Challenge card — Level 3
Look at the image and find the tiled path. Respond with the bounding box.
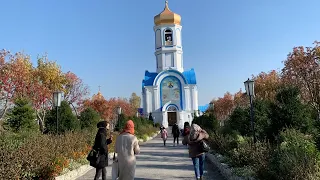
[77,133,224,180]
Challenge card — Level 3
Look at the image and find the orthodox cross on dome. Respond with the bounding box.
[98,85,101,92]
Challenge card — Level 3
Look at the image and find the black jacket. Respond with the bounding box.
[92,128,112,168]
[172,124,180,137]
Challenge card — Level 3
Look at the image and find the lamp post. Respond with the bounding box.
[117,106,122,130]
[244,78,256,143]
[209,102,214,115]
[53,91,62,134]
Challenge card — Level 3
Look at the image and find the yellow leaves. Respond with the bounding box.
[35,55,67,92]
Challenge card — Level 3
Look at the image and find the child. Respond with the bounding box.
[160,127,168,146]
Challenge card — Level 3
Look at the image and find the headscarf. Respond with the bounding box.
[189,123,202,141]
[121,120,135,135]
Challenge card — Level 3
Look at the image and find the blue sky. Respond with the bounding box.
[1,0,319,105]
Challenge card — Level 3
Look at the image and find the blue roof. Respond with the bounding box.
[142,71,158,89]
[183,68,197,84]
[142,69,197,90]
[198,104,209,112]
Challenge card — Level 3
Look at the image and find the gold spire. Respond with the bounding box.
[154,1,181,26]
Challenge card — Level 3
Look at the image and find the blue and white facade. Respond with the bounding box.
[141,5,199,129]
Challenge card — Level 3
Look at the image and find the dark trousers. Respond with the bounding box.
[192,154,205,179]
[163,139,166,146]
[173,136,179,145]
[94,167,107,180]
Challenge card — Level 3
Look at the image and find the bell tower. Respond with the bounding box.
[154,1,183,73]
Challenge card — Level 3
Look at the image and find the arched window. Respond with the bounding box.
[164,29,173,46]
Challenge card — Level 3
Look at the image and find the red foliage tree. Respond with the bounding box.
[64,71,89,116]
[282,42,320,115]
[213,92,234,121]
[252,70,282,101]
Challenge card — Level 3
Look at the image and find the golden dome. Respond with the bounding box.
[154,1,181,26]
[92,91,105,101]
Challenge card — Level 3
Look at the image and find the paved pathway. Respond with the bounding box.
[78,133,224,180]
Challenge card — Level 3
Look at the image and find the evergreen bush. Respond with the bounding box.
[45,101,80,134]
[4,98,38,133]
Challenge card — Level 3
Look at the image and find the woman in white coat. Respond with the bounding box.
[115,120,140,180]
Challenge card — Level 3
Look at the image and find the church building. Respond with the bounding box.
[142,1,199,129]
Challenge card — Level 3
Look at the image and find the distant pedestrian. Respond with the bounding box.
[115,120,140,180]
[161,127,168,146]
[92,121,113,180]
[182,124,209,180]
[172,123,180,146]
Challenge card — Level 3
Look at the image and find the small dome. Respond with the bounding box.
[92,91,105,101]
[154,1,181,26]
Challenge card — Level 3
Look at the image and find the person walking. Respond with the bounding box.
[161,127,168,146]
[172,123,180,146]
[115,120,140,180]
[93,121,113,180]
[182,124,209,180]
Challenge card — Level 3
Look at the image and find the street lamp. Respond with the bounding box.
[116,106,122,130]
[53,91,62,134]
[209,102,214,110]
[244,78,256,143]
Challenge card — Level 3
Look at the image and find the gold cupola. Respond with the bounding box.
[154,1,181,26]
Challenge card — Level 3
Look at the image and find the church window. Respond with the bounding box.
[164,29,173,46]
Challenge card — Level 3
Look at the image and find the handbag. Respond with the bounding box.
[199,140,210,153]
[111,153,119,180]
[87,149,101,167]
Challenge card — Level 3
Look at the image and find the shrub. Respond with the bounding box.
[268,86,315,142]
[269,129,320,180]
[79,107,100,130]
[45,101,80,134]
[154,123,161,128]
[4,98,38,133]
[0,130,95,180]
[193,114,219,133]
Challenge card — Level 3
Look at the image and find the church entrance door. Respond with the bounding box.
[167,112,177,126]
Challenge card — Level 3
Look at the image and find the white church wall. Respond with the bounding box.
[175,28,182,47]
[155,29,161,48]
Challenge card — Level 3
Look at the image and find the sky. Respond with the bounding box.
[1,0,319,105]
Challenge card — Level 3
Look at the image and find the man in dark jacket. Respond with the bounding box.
[172,123,180,146]
[92,121,113,180]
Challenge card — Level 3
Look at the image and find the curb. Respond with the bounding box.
[206,153,243,180]
[55,131,160,180]
[55,164,93,180]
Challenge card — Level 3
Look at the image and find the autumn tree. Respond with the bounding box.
[252,70,282,101]
[213,92,234,121]
[32,55,67,131]
[0,50,34,119]
[129,92,141,110]
[64,71,89,116]
[282,42,320,117]
[233,89,249,108]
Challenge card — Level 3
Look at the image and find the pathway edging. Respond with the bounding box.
[55,131,160,180]
[206,152,255,180]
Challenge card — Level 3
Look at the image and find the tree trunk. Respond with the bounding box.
[70,103,79,117]
[36,110,46,133]
[0,99,9,120]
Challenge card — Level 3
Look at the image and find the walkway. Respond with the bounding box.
[77,133,224,180]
